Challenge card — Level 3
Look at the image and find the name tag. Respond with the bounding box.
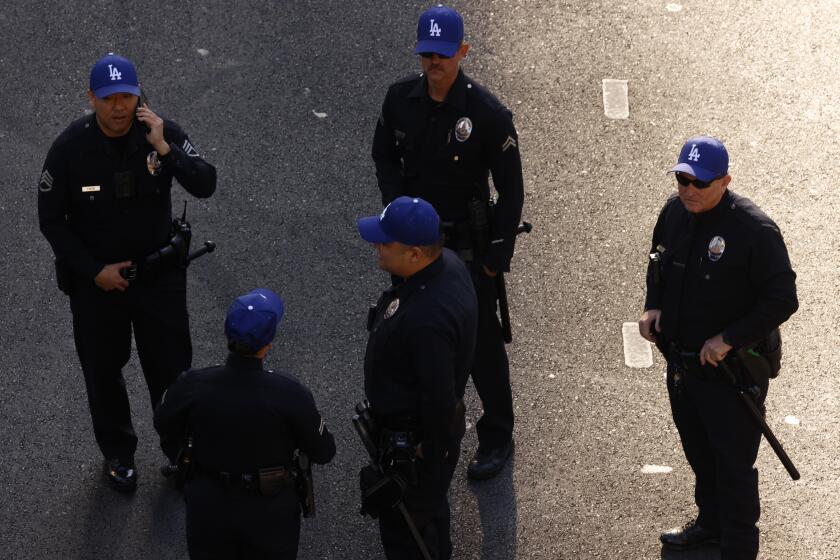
[82,185,100,193]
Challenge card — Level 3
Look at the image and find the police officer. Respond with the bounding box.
[37,53,217,491]
[639,136,798,560]
[372,4,524,480]
[154,288,336,559]
[358,197,478,559]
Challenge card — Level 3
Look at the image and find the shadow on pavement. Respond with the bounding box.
[77,476,135,556]
[660,545,721,560]
[468,452,518,560]
[149,480,186,549]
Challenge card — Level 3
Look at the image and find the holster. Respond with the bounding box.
[174,436,194,490]
[735,327,783,382]
[257,466,294,497]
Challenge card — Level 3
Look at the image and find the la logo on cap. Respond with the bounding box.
[688,144,701,162]
[108,64,122,81]
[429,18,442,36]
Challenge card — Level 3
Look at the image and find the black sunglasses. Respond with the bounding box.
[419,52,452,60]
[675,172,720,190]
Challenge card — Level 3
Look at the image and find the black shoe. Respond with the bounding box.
[160,464,179,478]
[660,520,719,550]
[104,459,138,493]
[467,441,514,481]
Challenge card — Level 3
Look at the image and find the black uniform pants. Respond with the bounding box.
[667,364,767,560]
[379,412,466,560]
[185,475,300,559]
[69,266,191,463]
[470,267,513,451]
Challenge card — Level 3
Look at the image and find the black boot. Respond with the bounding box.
[104,458,138,493]
[467,440,514,481]
[660,520,719,549]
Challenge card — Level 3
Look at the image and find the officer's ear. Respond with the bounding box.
[457,43,470,60]
[721,175,732,188]
[408,246,423,263]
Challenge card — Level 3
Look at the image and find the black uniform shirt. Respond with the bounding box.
[645,190,798,351]
[364,249,478,463]
[372,70,524,272]
[38,114,217,281]
[154,354,336,472]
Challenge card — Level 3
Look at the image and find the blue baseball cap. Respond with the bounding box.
[358,196,441,246]
[669,136,729,182]
[414,5,464,58]
[89,53,141,99]
[224,288,285,352]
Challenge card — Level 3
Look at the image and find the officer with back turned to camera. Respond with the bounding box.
[639,136,798,560]
[37,53,216,491]
[155,288,336,559]
[372,4,524,480]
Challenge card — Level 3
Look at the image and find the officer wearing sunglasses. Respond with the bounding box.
[638,136,798,559]
[372,4,524,484]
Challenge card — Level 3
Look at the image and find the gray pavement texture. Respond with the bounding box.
[1,0,838,559]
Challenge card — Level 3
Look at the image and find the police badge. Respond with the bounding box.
[708,236,726,262]
[146,151,162,176]
[383,298,400,320]
[454,117,472,142]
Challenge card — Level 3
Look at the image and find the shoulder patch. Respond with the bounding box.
[182,139,200,157]
[501,136,517,152]
[318,417,326,435]
[38,169,54,192]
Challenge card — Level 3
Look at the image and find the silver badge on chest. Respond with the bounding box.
[707,236,726,262]
[454,117,473,142]
[383,298,400,319]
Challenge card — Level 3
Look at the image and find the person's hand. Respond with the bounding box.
[415,443,424,459]
[483,265,497,278]
[94,262,133,292]
[135,105,170,155]
[638,309,661,343]
[699,334,732,367]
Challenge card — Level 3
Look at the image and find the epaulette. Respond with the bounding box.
[728,192,779,234]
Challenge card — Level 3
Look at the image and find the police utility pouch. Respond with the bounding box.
[736,328,783,382]
[257,466,292,497]
[359,465,406,518]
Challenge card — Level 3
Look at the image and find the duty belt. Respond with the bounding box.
[667,343,726,382]
[195,463,293,491]
[440,221,475,262]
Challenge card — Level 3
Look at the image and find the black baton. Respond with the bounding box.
[719,362,800,481]
[187,240,216,264]
[497,222,532,344]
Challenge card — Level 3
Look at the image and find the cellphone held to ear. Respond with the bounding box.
[137,89,151,133]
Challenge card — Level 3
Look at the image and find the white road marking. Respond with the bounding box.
[196,48,210,56]
[312,110,328,119]
[784,416,800,426]
[641,464,673,474]
[602,79,629,119]
[622,322,653,368]
[665,3,683,12]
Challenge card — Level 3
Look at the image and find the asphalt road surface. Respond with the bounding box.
[1,1,838,559]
